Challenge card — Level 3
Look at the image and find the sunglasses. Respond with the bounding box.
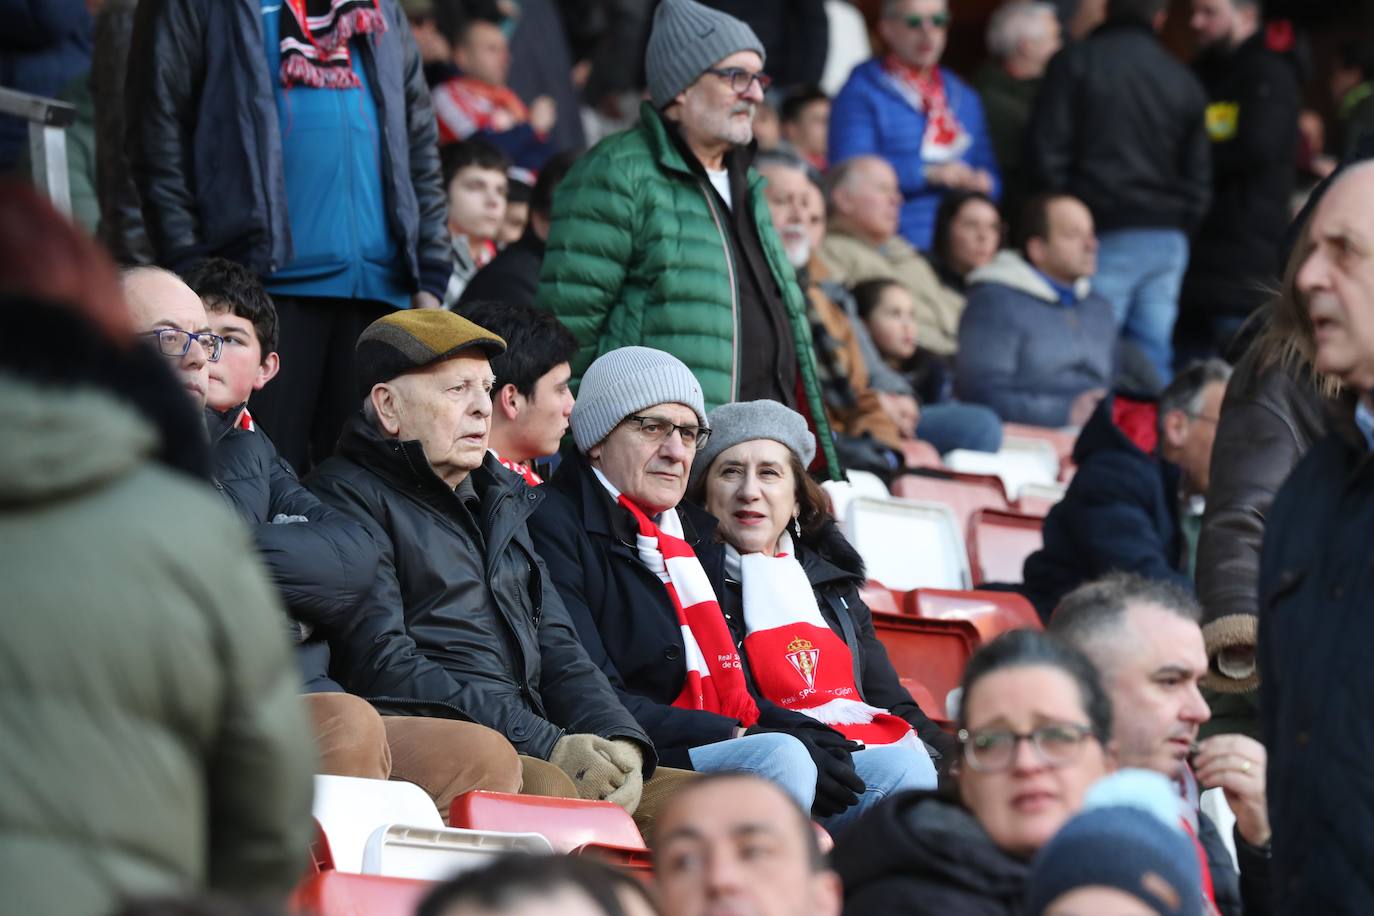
[902,12,950,28]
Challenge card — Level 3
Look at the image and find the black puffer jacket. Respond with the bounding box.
[1197,346,1331,692]
[831,790,1029,916]
[308,415,653,767]
[207,405,380,691]
[124,0,450,295]
[1259,396,1374,913]
[722,520,957,766]
[1027,19,1211,233]
[1182,34,1301,319]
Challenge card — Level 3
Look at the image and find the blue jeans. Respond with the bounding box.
[820,742,939,837]
[1091,228,1189,381]
[689,733,820,811]
[916,402,1004,455]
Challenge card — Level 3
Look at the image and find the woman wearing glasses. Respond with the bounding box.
[832,629,1113,914]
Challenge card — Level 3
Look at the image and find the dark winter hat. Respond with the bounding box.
[691,399,816,488]
[356,310,506,396]
[1026,770,1203,916]
[645,0,765,109]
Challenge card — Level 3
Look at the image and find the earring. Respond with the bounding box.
[792,510,801,539]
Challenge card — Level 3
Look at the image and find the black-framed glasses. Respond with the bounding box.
[142,328,225,362]
[902,12,950,28]
[623,414,712,450]
[957,722,1097,773]
[705,67,772,95]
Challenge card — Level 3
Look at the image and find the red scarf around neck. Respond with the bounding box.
[614,491,760,727]
[884,55,969,162]
[280,0,387,90]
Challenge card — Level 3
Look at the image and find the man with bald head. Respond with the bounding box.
[1259,161,1374,912]
[123,266,221,408]
[819,155,965,359]
[653,773,842,916]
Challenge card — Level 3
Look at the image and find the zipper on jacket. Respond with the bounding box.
[697,179,741,400]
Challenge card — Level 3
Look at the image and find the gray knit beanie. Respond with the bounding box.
[690,400,816,488]
[571,347,708,453]
[645,0,766,110]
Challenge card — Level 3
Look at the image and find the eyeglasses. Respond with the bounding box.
[957,722,1097,773]
[901,12,950,29]
[705,67,772,95]
[141,328,225,362]
[623,414,712,450]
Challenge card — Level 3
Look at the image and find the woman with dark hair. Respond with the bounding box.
[929,189,1003,294]
[852,277,1004,455]
[1196,223,1343,738]
[831,629,1114,915]
[690,400,957,835]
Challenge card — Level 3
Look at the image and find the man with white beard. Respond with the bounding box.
[535,0,840,476]
[756,151,906,465]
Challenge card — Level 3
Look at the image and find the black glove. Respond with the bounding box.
[747,724,867,818]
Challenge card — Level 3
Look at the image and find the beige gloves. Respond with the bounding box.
[549,734,645,814]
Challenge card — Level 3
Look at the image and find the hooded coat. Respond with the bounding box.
[1022,394,1192,619]
[955,251,1116,427]
[0,367,314,914]
[830,790,1029,915]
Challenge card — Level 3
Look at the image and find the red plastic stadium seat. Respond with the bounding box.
[573,842,656,883]
[290,871,434,916]
[892,472,1010,539]
[968,509,1044,586]
[900,439,945,470]
[449,791,646,854]
[858,581,904,615]
[871,613,979,715]
[908,589,1042,641]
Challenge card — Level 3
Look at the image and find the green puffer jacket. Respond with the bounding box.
[0,375,316,915]
[536,103,840,477]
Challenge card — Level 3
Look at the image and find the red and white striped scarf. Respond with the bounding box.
[883,55,971,164]
[280,0,387,90]
[490,449,543,486]
[598,471,759,726]
[736,534,913,747]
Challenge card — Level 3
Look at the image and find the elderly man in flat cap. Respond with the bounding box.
[309,309,658,814]
[534,0,840,477]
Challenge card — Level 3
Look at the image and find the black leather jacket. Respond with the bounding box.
[308,414,654,767]
[124,0,450,295]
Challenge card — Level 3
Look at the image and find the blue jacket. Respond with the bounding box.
[0,0,92,171]
[954,251,1116,427]
[1023,395,1191,619]
[829,59,999,250]
[125,0,450,299]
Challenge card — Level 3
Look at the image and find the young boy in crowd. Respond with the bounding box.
[442,139,510,308]
[458,299,576,485]
[198,258,280,425]
[501,166,535,246]
[432,17,556,169]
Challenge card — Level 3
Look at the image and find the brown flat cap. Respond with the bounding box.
[356,309,506,396]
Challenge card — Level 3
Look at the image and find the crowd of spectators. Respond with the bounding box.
[6,0,1374,913]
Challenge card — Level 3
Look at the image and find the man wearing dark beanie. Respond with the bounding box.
[534,0,840,478]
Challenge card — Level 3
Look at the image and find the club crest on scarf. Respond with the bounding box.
[785,636,820,691]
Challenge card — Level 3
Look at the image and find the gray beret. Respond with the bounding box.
[570,346,708,453]
[645,0,766,110]
[690,400,817,488]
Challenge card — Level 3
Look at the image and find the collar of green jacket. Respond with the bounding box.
[638,101,763,191]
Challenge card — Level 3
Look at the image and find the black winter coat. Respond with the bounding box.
[458,231,544,310]
[1182,34,1302,319]
[1022,395,1191,620]
[721,520,957,765]
[1259,398,1374,913]
[1197,346,1331,688]
[1027,20,1211,233]
[308,415,653,766]
[207,406,380,692]
[124,0,450,295]
[527,448,837,768]
[831,790,1029,916]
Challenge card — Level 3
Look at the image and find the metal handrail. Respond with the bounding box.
[0,86,76,213]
